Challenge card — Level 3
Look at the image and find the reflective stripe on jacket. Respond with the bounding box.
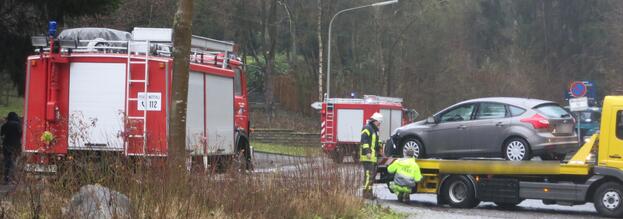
[360,122,381,163]
[387,158,422,186]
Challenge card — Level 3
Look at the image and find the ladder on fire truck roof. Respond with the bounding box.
[123,28,236,155]
[125,34,151,155]
[324,95,403,105]
[325,102,335,142]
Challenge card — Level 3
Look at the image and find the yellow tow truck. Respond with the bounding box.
[378,96,623,218]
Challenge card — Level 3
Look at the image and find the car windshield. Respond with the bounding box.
[580,111,601,122]
[440,104,475,122]
[535,104,571,118]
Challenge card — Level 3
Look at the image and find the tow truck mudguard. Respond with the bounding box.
[593,166,623,182]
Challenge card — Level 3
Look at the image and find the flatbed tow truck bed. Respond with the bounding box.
[375,95,623,218]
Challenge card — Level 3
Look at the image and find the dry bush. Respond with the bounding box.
[3,153,365,218]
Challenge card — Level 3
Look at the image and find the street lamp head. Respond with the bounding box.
[372,0,398,7]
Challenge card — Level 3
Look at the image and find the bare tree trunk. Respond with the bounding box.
[279,0,296,66]
[168,0,193,172]
[263,0,278,121]
[317,0,324,101]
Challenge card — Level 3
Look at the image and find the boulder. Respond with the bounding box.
[64,184,131,219]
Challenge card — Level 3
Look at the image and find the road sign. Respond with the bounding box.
[311,102,322,110]
[569,97,589,112]
[570,81,588,98]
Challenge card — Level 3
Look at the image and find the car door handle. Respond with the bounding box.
[495,122,504,127]
[457,125,467,129]
[610,154,622,159]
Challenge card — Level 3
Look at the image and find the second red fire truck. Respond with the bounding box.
[313,95,417,163]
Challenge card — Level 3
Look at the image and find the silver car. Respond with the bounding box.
[390,97,578,160]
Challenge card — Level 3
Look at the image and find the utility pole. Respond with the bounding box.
[317,0,324,101]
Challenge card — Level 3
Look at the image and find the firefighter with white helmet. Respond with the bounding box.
[360,112,384,199]
[387,147,422,202]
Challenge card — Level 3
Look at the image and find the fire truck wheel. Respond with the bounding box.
[593,181,623,217]
[401,137,424,158]
[441,176,479,208]
[352,149,360,163]
[330,149,344,163]
[236,138,253,170]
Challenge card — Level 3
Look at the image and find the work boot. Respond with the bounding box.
[401,194,410,203]
[363,190,376,200]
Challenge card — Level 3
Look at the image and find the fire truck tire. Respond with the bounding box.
[352,149,360,163]
[593,181,623,217]
[236,138,253,170]
[441,176,479,208]
[330,149,344,163]
[400,137,424,158]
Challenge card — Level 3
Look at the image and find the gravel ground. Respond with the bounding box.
[373,185,605,219]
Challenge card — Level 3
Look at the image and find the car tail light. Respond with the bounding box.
[520,113,550,129]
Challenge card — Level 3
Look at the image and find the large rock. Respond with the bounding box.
[64,184,132,219]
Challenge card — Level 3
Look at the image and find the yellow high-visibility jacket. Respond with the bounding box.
[387,158,422,187]
[360,122,382,163]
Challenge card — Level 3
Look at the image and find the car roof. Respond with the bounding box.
[458,97,555,109]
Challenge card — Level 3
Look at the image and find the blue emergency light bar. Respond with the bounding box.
[48,21,57,37]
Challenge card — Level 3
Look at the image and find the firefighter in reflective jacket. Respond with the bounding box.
[387,148,422,203]
[361,112,383,199]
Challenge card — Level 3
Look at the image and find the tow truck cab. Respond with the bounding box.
[379,95,623,218]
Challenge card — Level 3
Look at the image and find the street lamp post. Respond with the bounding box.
[325,0,398,100]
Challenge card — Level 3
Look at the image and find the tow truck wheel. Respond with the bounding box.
[503,137,532,161]
[442,176,479,208]
[401,137,424,158]
[594,182,623,217]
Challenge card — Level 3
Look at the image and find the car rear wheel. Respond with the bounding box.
[503,138,532,161]
[401,137,424,158]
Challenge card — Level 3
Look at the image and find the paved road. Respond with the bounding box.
[253,152,608,218]
[373,184,604,219]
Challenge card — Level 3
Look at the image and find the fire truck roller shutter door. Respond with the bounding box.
[186,72,205,155]
[391,110,402,136]
[380,109,391,142]
[68,63,125,150]
[337,109,364,142]
[205,74,235,154]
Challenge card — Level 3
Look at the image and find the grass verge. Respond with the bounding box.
[252,142,321,157]
[361,204,406,219]
[6,151,396,218]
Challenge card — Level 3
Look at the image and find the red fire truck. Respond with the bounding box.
[22,26,252,171]
[313,95,417,163]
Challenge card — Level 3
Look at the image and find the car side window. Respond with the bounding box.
[509,106,526,117]
[617,110,623,140]
[440,104,475,122]
[476,103,507,120]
